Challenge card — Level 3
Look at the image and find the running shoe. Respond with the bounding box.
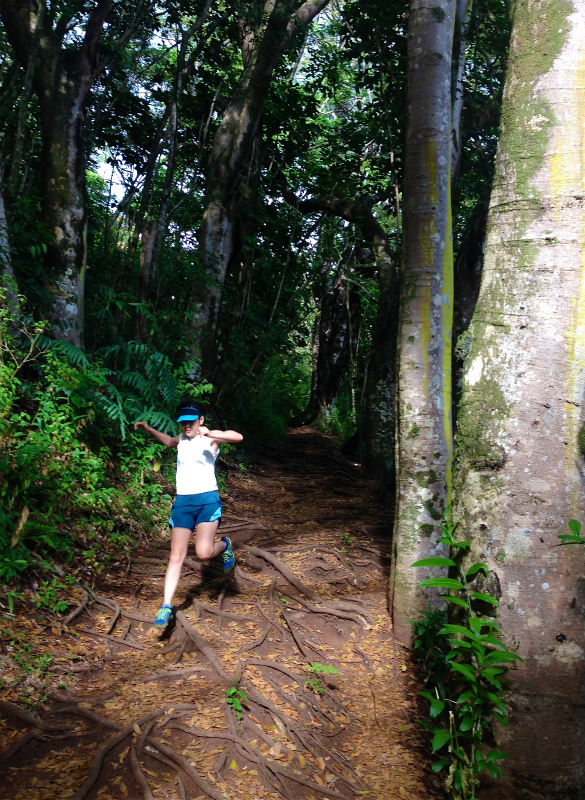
[153,604,173,629]
[221,536,235,572]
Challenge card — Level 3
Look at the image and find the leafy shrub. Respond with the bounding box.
[411,512,521,800]
[0,289,208,583]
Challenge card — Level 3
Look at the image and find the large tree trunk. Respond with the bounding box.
[452,1,585,796]
[389,0,456,645]
[192,0,330,373]
[0,0,112,346]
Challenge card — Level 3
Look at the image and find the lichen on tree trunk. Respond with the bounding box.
[452,1,585,795]
[390,0,456,645]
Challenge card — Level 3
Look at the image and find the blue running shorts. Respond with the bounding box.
[168,491,222,531]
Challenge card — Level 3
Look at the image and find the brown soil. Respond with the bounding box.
[0,428,445,800]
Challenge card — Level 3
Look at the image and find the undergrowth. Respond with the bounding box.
[410,512,521,800]
[0,288,211,600]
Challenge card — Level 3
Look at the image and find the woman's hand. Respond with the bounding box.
[134,421,149,432]
[198,425,210,436]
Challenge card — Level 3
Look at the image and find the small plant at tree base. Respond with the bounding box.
[340,533,352,547]
[411,511,521,800]
[226,686,248,720]
[34,578,70,614]
[305,662,339,694]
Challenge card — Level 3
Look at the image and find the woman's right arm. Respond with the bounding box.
[134,421,181,448]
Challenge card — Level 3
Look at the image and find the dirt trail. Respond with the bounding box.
[0,428,444,800]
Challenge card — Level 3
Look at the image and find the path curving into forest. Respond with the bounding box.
[0,429,444,800]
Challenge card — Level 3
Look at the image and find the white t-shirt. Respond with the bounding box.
[176,435,219,495]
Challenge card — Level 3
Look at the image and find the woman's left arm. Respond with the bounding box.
[199,427,243,444]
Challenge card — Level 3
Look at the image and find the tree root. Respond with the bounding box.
[191,598,257,623]
[27,679,115,706]
[147,736,228,800]
[53,704,121,730]
[216,585,226,630]
[0,700,75,733]
[255,599,286,641]
[278,586,373,626]
[234,624,271,653]
[234,564,267,584]
[63,591,90,627]
[75,627,146,650]
[130,746,155,800]
[175,610,230,681]
[243,545,320,600]
[71,705,198,800]
[0,730,38,761]
[134,665,210,684]
[275,594,312,662]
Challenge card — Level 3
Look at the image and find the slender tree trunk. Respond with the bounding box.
[0,155,17,312]
[292,281,360,427]
[451,0,473,188]
[361,241,399,486]
[192,0,330,372]
[453,2,585,796]
[389,0,456,645]
[136,3,213,340]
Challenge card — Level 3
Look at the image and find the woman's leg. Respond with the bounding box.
[163,526,192,606]
[194,521,224,561]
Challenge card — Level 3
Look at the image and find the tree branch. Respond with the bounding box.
[81,0,113,72]
[285,0,331,45]
[275,167,388,246]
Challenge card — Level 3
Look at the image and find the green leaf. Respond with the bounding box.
[432,759,451,773]
[411,557,457,568]
[452,541,471,550]
[418,578,464,590]
[468,617,483,635]
[429,698,445,718]
[431,729,452,752]
[465,563,488,578]
[486,691,506,714]
[458,716,474,732]
[486,749,509,763]
[481,667,505,679]
[441,595,469,608]
[450,662,477,682]
[470,592,499,606]
[568,519,582,536]
[440,624,479,640]
[484,651,522,665]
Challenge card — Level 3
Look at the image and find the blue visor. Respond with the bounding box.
[177,406,201,422]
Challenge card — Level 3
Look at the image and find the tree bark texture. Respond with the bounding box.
[390,0,456,646]
[0,0,112,346]
[453,2,585,796]
[193,0,330,372]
